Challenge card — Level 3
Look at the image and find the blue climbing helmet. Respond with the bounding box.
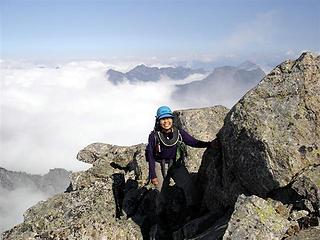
[156,106,173,120]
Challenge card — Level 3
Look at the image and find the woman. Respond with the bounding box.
[146,106,212,208]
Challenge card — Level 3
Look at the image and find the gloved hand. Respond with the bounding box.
[210,138,221,149]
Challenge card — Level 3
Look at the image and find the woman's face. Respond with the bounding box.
[159,117,173,131]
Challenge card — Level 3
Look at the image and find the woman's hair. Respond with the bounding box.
[154,119,160,131]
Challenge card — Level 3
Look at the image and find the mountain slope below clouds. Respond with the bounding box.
[0,167,71,195]
[0,167,71,233]
[106,64,206,84]
[171,62,265,108]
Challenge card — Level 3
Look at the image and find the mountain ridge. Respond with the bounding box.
[106,64,207,84]
[0,167,71,195]
[172,62,266,108]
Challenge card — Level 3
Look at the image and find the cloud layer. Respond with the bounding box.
[1,60,206,174]
[0,186,48,233]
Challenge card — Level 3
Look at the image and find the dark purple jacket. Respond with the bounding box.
[146,128,210,179]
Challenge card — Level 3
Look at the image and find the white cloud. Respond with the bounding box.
[0,187,48,233]
[0,60,189,174]
[1,57,263,175]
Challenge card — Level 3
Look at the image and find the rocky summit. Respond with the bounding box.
[3,52,320,240]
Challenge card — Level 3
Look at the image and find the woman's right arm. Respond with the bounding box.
[146,132,157,181]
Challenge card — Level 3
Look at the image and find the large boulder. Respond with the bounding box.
[199,52,320,213]
[2,181,142,240]
[173,105,229,172]
[223,195,291,240]
[270,164,320,220]
[73,143,148,189]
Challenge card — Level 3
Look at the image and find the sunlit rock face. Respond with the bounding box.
[199,52,320,216]
[173,105,229,172]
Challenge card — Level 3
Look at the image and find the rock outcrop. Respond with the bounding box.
[3,52,320,240]
[173,105,229,172]
[199,52,320,215]
[2,144,149,239]
[223,195,291,239]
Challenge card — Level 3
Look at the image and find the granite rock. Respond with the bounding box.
[199,52,320,214]
[173,105,229,172]
[223,195,291,240]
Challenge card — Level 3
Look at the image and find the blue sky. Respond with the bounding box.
[1,0,320,62]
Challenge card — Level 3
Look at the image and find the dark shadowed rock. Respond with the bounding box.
[172,211,230,240]
[290,165,320,213]
[269,165,320,220]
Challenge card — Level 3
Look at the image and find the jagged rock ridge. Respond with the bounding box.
[173,105,229,172]
[106,64,206,84]
[3,52,319,240]
[0,168,71,234]
[0,167,71,196]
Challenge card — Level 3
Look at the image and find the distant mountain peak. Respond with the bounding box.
[0,167,71,194]
[134,64,149,68]
[106,64,206,84]
[237,61,261,71]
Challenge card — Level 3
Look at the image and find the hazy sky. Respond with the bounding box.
[1,0,319,62]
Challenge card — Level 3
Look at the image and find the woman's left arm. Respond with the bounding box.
[180,129,211,148]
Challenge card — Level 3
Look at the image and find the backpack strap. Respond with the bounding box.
[154,130,161,155]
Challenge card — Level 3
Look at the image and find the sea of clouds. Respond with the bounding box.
[1,58,254,233]
[0,59,180,232]
[0,59,210,174]
[0,186,48,233]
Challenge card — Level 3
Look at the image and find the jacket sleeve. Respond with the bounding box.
[180,128,211,148]
[146,132,157,179]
